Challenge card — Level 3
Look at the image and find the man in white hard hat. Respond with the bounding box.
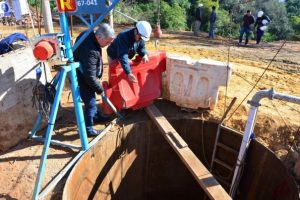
[194,3,203,37]
[254,11,271,44]
[107,21,152,82]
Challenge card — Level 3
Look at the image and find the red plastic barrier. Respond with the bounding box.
[103,51,166,114]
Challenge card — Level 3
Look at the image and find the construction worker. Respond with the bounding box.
[238,10,255,45]
[194,3,203,37]
[73,23,115,136]
[106,21,152,83]
[254,11,271,44]
[208,6,217,39]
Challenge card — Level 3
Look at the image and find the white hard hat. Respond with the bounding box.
[136,21,152,41]
[198,3,203,7]
[260,25,268,31]
[262,19,268,25]
[257,11,264,17]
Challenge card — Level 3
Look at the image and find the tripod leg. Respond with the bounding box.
[29,112,43,138]
[68,62,89,150]
[32,68,67,200]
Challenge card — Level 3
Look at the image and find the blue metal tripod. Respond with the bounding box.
[29,0,120,199]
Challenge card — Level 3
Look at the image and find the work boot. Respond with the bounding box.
[93,114,112,124]
[87,129,102,137]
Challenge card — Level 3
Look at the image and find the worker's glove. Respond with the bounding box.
[97,90,105,97]
[127,73,138,83]
[142,54,149,63]
[100,92,105,98]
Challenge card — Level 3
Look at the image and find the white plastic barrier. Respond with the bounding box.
[165,55,232,110]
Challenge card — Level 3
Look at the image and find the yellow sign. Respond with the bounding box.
[57,0,77,12]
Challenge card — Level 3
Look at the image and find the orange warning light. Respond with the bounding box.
[57,0,77,12]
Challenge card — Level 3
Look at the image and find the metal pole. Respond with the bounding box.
[68,63,89,150]
[32,68,67,200]
[28,112,43,138]
[230,106,258,197]
[230,88,300,197]
[114,9,138,22]
[35,0,41,35]
[42,0,54,33]
[101,94,123,118]
[60,12,89,150]
[109,0,114,29]
[26,0,37,35]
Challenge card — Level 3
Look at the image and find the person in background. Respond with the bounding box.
[73,23,115,136]
[254,10,271,45]
[106,21,152,83]
[194,3,203,37]
[208,6,217,39]
[238,10,255,45]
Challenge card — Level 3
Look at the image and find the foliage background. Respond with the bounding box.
[113,0,299,41]
[28,0,300,41]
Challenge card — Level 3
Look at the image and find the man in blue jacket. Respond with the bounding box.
[107,21,152,83]
[208,6,217,39]
[74,23,115,136]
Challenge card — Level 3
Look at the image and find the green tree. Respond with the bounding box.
[160,1,187,30]
[219,0,239,11]
[167,0,191,10]
[113,1,157,24]
[214,9,241,37]
[291,16,300,39]
[286,0,300,17]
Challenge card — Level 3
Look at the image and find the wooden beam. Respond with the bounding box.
[145,104,231,200]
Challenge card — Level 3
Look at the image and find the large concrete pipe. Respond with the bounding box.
[63,100,299,200]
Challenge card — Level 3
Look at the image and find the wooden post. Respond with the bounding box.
[42,0,54,33]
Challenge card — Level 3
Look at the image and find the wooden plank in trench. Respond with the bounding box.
[145,104,231,200]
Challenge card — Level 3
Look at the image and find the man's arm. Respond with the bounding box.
[251,16,255,25]
[117,36,132,75]
[265,15,271,22]
[117,35,138,82]
[137,40,147,58]
[253,17,258,28]
[80,50,104,94]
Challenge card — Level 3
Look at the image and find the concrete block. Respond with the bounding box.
[165,54,232,110]
[0,47,52,151]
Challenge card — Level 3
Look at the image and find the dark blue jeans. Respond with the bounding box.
[239,26,251,44]
[209,22,215,38]
[77,75,99,133]
[256,29,264,44]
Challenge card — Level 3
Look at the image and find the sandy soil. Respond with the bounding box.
[0,24,299,199]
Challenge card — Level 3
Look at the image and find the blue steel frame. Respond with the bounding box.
[31,0,120,199]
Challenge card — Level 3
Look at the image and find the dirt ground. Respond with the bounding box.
[0,24,300,199]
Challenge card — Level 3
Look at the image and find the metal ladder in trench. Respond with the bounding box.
[210,97,238,190]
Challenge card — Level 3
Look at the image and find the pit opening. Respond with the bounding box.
[63,100,298,200]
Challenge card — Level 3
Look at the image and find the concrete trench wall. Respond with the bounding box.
[0,47,52,151]
[63,101,299,200]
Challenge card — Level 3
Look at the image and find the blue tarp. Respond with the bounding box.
[0,33,28,55]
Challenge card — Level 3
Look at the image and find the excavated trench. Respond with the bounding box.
[63,100,299,200]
